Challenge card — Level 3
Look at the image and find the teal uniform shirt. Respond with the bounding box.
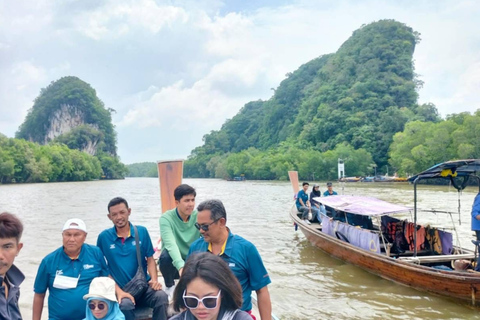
[96,224,154,288]
[296,190,308,210]
[33,244,109,320]
[188,230,271,312]
[323,190,338,196]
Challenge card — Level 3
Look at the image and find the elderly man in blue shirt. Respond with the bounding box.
[33,218,109,320]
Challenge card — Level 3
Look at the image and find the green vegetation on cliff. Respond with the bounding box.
[8,76,127,182]
[185,20,439,180]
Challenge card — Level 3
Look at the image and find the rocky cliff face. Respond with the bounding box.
[16,76,117,156]
[44,104,100,155]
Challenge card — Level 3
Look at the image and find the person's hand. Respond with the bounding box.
[117,290,135,304]
[148,279,162,291]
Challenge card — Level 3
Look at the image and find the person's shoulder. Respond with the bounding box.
[231,233,256,249]
[43,246,64,260]
[169,310,187,320]
[83,243,103,253]
[190,237,207,250]
[233,310,253,320]
[135,224,148,232]
[98,227,115,237]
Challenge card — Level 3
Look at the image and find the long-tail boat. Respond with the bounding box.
[289,159,480,306]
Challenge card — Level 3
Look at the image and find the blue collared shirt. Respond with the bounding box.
[188,230,271,312]
[97,224,154,288]
[33,244,109,320]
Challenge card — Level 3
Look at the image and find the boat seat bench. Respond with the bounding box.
[398,253,476,264]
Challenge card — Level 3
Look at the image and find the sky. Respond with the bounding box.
[1,0,479,164]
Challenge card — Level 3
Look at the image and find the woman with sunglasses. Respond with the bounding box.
[83,277,125,320]
[171,252,251,320]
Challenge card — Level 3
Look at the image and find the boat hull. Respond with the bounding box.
[290,207,480,306]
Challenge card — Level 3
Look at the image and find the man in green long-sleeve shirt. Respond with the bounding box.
[159,184,200,296]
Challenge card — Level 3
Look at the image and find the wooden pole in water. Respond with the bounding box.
[157,160,184,213]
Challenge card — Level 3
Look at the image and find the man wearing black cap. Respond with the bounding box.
[324,182,338,197]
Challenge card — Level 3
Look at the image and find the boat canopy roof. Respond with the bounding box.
[408,159,480,181]
[313,195,411,216]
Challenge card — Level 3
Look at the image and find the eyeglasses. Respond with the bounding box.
[183,289,221,309]
[88,302,107,310]
[194,219,220,232]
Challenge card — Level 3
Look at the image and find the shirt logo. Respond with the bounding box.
[132,241,141,246]
[83,264,94,270]
[110,244,115,249]
[229,263,235,267]
[56,270,64,275]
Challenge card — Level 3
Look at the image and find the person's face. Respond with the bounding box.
[108,203,131,228]
[185,277,221,320]
[303,184,309,191]
[328,185,333,191]
[62,230,86,255]
[88,299,108,319]
[176,194,196,216]
[0,237,22,277]
[196,210,223,243]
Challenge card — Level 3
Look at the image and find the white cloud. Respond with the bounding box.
[73,0,189,40]
[1,0,480,163]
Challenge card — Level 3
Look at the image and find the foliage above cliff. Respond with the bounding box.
[389,111,480,176]
[186,20,440,179]
[16,76,117,155]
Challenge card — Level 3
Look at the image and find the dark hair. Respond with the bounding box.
[172,252,242,312]
[174,184,196,201]
[302,182,309,186]
[0,212,23,243]
[107,197,129,212]
[197,199,227,222]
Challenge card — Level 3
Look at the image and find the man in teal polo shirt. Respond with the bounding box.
[97,197,168,320]
[159,184,200,296]
[33,218,109,320]
[188,199,272,320]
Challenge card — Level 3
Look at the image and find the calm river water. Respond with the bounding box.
[1,178,480,319]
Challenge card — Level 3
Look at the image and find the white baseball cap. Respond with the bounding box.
[62,218,87,233]
[83,277,117,302]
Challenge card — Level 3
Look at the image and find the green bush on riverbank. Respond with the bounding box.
[0,135,125,183]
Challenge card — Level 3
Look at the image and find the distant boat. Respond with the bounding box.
[361,176,375,182]
[227,175,246,181]
[288,160,480,306]
[338,176,361,182]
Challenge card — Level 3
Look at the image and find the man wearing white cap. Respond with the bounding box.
[33,218,109,320]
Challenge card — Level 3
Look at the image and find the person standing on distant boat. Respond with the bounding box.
[97,197,168,320]
[296,182,312,225]
[33,218,109,320]
[323,182,338,196]
[471,192,480,241]
[309,184,326,223]
[159,184,201,298]
[0,212,24,320]
[188,199,272,320]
